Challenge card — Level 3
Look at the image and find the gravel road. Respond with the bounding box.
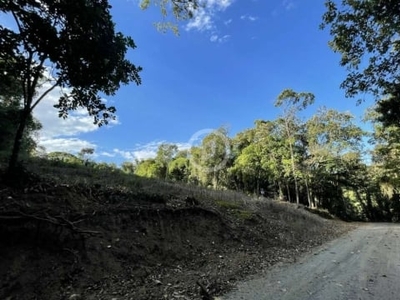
[222,223,400,300]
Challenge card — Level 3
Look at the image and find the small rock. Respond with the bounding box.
[69,294,81,300]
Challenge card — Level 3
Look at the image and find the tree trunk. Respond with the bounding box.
[277,181,284,200]
[285,119,300,205]
[305,177,312,207]
[313,195,318,209]
[286,181,291,202]
[212,171,218,189]
[8,109,30,173]
[294,176,300,205]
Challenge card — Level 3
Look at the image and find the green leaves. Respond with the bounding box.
[1,0,142,169]
[275,89,315,110]
[140,0,199,20]
[140,0,201,34]
[1,0,142,120]
[321,0,400,123]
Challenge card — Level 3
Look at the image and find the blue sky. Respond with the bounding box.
[4,0,374,163]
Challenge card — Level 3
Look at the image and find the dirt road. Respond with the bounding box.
[222,223,400,300]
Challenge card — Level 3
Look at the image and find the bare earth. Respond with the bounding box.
[222,223,400,300]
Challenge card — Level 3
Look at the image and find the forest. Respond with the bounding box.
[127,89,400,222]
[1,0,400,223]
[1,1,400,299]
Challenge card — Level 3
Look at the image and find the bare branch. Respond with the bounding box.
[30,77,61,111]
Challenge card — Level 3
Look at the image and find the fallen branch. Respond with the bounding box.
[0,211,101,236]
[196,280,213,300]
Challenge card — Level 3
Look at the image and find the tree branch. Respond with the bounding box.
[0,211,101,236]
[30,77,61,112]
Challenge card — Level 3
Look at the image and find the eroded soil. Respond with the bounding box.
[0,180,352,299]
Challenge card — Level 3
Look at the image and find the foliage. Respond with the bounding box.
[189,127,232,189]
[215,200,242,210]
[121,161,136,174]
[135,159,161,178]
[155,143,178,179]
[140,0,200,34]
[0,64,42,159]
[275,89,315,205]
[47,152,84,165]
[0,0,142,171]
[321,0,400,126]
[168,156,190,182]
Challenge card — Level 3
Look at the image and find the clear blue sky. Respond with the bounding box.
[27,0,373,163]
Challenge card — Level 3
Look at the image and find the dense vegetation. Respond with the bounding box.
[1,1,400,298]
[1,0,400,223]
[0,0,142,172]
[130,89,400,222]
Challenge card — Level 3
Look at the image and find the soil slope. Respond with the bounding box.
[0,177,352,300]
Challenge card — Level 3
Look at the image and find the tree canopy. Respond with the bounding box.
[0,0,142,171]
[321,0,400,126]
[140,0,200,33]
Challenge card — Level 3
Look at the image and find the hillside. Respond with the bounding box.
[0,161,352,300]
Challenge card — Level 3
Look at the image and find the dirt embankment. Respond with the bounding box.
[0,181,351,300]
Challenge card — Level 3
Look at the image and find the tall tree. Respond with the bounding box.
[190,128,231,189]
[305,107,364,210]
[155,143,178,179]
[321,0,400,126]
[275,89,315,205]
[0,0,142,173]
[0,61,41,159]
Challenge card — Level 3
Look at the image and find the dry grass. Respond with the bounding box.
[23,157,332,231]
[0,157,351,300]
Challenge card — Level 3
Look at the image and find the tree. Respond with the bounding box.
[78,148,95,165]
[321,0,400,126]
[275,89,315,205]
[168,156,190,182]
[0,61,41,159]
[155,143,178,179]
[0,0,142,173]
[229,121,289,196]
[0,97,42,159]
[189,128,231,189]
[47,151,82,165]
[135,159,162,178]
[121,161,136,174]
[254,120,290,200]
[305,107,364,210]
[228,128,256,191]
[140,0,200,34]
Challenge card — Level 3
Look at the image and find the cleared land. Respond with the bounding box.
[0,161,352,299]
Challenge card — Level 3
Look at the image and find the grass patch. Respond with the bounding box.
[215,200,242,210]
[232,209,253,220]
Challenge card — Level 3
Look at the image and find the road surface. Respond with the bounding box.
[222,223,400,300]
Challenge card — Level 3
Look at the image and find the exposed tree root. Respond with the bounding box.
[0,210,101,236]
